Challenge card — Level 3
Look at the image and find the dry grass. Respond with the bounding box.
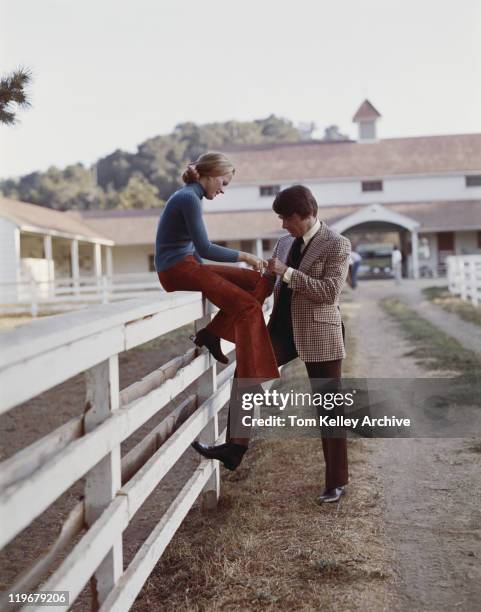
[131,300,395,611]
[422,286,481,327]
[133,435,395,611]
[380,297,481,377]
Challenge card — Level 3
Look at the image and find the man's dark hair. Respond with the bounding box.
[272,185,318,219]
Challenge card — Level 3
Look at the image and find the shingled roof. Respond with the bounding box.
[222,134,481,183]
[71,199,481,245]
[0,197,113,243]
[352,99,382,121]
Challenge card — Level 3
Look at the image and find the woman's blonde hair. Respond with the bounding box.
[182,151,235,184]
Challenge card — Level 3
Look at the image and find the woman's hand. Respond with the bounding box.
[239,252,268,272]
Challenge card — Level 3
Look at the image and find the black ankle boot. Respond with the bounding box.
[191,441,247,470]
[190,328,229,364]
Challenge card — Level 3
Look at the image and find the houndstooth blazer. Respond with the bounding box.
[264,221,351,362]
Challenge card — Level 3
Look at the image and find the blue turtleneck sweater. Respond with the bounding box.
[154,182,240,272]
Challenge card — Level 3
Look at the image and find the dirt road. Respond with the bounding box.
[342,280,481,611]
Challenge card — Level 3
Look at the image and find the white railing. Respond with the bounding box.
[447,255,481,307]
[0,291,269,611]
[0,274,161,317]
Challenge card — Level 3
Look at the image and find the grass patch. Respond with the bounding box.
[132,346,395,611]
[423,286,481,327]
[134,435,394,612]
[466,441,481,454]
[380,298,481,377]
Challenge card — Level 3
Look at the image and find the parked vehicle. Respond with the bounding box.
[356,243,393,279]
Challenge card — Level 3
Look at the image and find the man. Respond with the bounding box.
[391,245,402,285]
[193,185,351,504]
[349,248,362,289]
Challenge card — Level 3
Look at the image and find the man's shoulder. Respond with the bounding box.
[277,233,294,246]
[319,223,351,253]
[273,234,294,252]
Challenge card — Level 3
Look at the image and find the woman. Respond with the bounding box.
[155,152,279,466]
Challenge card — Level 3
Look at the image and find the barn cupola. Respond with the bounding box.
[352,99,381,142]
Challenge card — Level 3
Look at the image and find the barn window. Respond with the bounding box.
[466,175,481,187]
[259,185,281,197]
[361,180,383,192]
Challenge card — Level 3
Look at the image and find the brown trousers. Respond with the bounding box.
[219,286,348,489]
[157,256,279,381]
[256,329,348,490]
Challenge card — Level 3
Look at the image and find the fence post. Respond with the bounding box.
[101,276,109,304]
[194,305,220,511]
[460,258,467,301]
[83,356,123,610]
[446,257,453,293]
[469,259,478,307]
[29,279,38,318]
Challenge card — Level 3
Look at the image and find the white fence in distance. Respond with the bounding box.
[0,273,162,317]
[0,291,272,611]
[447,255,481,307]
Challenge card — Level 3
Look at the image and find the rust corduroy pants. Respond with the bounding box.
[157,255,279,381]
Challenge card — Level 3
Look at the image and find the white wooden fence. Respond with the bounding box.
[446,255,481,307]
[0,274,161,317]
[0,291,269,611]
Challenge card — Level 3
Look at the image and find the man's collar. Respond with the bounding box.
[302,218,321,244]
[191,182,205,199]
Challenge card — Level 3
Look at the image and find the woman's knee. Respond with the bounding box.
[242,296,263,316]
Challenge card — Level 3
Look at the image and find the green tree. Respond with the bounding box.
[322,125,349,141]
[115,173,164,209]
[1,114,314,210]
[0,68,31,125]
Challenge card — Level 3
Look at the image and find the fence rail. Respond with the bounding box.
[0,273,161,317]
[446,255,481,307]
[0,291,266,611]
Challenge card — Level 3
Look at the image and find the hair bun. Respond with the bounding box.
[182,163,201,184]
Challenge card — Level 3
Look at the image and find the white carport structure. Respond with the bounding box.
[0,198,114,297]
[331,203,421,278]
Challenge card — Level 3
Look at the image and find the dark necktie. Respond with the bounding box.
[271,237,305,341]
[287,237,304,269]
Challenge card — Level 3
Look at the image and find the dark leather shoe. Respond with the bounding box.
[190,328,229,364]
[317,486,346,504]
[191,441,247,471]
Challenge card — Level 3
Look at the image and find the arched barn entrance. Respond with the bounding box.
[331,204,420,279]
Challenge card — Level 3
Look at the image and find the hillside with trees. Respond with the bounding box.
[1,115,331,211]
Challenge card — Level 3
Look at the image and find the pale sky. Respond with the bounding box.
[1,0,480,179]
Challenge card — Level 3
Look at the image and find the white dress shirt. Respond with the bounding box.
[282,218,321,285]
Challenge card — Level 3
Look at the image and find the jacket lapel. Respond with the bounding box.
[298,222,328,273]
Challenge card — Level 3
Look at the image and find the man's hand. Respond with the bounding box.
[267,257,288,276]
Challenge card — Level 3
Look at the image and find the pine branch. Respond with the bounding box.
[0,67,32,125]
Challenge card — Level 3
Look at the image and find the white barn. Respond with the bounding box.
[1,100,481,286]
[72,101,481,279]
[0,198,113,292]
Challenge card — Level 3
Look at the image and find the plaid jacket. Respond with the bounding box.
[264,222,351,362]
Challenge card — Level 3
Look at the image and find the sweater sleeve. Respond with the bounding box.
[182,193,239,263]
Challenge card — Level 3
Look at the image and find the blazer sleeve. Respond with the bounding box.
[289,236,351,304]
[259,240,280,296]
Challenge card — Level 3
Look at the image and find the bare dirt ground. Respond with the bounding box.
[342,280,481,611]
[0,318,212,610]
